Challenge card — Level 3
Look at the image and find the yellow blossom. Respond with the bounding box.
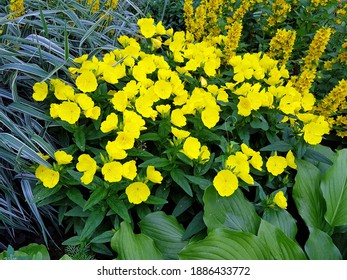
[213,169,238,197]
[266,155,287,176]
[35,165,60,188]
[100,113,119,133]
[102,161,123,183]
[76,71,98,93]
[32,82,48,101]
[125,182,151,204]
[171,127,190,139]
[54,150,73,165]
[201,106,220,128]
[146,166,163,184]
[105,140,127,160]
[137,18,156,39]
[76,154,97,185]
[182,136,201,160]
[273,191,287,209]
[57,102,81,124]
[171,109,187,127]
[122,160,137,180]
[286,150,297,169]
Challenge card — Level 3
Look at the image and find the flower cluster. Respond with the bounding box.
[8,0,24,19]
[32,17,332,207]
[268,28,296,66]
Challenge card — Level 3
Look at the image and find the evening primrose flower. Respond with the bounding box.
[146,166,163,184]
[213,169,238,197]
[171,109,187,127]
[105,140,127,160]
[51,79,75,101]
[171,127,190,139]
[286,150,297,169]
[273,191,288,209]
[237,96,252,117]
[201,106,220,129]
[182,136,201,160]
[54,150,73,165]
[75,93,94,111]
[57,101,81,124]
[35,165,60,188]
[100,113,119,133]
[266,154,287,176]
[137,18,156,39]
[102,161,123,183]
[122,160,137,180]
[76,70,98,93]
[125,182,151,204]
[76,154,97,184]
[32,81,48,101]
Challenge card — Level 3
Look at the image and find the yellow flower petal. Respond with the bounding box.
[125,182,150,204]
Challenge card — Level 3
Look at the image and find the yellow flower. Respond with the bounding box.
[213,169,238,197]
[171,127,190,139]
[76,71,98,93]
[84,106,101,120]
[273,191,287,209]
[156,104,171,117]
[122,160,137,180]
[76,154,97,185]
[237,96,252,116]
[54,150,73,165]
[105,140,127,160]
[125,182,151,204]
[137,18,156,39]
[57,102,81,124]
[182,136,201,160]
[146,166,163,184]
[266,155,287,176]
[35,165,60,188]
[171,109,187,127]
[100,113,118,133]
[75,93,94,110]
[286,150,297,169]
[50,103,59,119]
[115,131,135,150]
[199,145,210,163]
[154,80,172,99]
[51,79,75,101]
[32,82,48,101]
[102,161,123,183]
[201,106,220,129]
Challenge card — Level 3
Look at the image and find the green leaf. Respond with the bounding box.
[111,221,163,260]
[293,159,331,232]
[182,211,206,240]
[184,175,211,190]
[262,208,298,240]
[138,157,171,168]
[83,186,108,211]
[203,187,261,234]
[139,212,188,260]
[304,148,333,166]
[106,197,131,223]
[172,196,194,217]
[138,133,161,141]
[321,149,347,227]
[144,195,168,205]
[305,228,342,260]
[73,126,86,151]
[62,236,81,246]
[66,188,86,208]
[91,230,114,244]
[260,141,292,152]
[16,244,50,260]
[170,169,193,196]
[179,228,269,260]
[258,220,307,260]
[80,208,106,241]
[250,116,269,131]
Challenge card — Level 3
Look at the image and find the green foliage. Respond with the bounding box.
[0,243,50,260]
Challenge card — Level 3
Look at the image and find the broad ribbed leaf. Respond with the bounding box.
[305,228,342,260]
[203,187,260,234]
[321,149,347,227]
[258,220,307,260]
[139,211,187,260]
[293,159,331,232]
[262,208,297,240]
[179,228,269,260]
[111,222,163,260]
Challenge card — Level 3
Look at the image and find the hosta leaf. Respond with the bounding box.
[179,228,269,260]
[203,186,260,234]
[139,211,187,260]
[305,227,342,260]
[111,221,163,260]
[321,149,347,227]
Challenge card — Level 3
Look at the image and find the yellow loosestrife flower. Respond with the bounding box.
[54,150,73,165]
[266,155,287,176]
[126,182,150,204]
[102,161,123,183]
[76,71,98,93]
[35,165,60,188]
[146,166,163,184]
[213,169,238,197]
[32,82,48,101]
[76,154,97,184]
[273,191,288,209]
[57,101,81,124]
